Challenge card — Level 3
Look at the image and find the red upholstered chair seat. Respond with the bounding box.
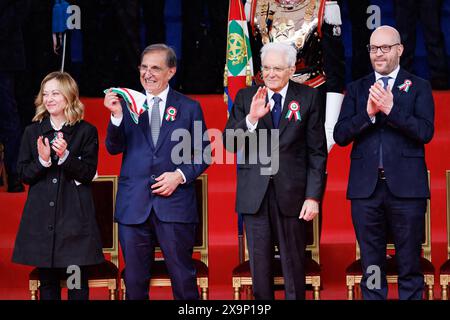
[29,261,119,281]
[232,257,320,278]
[346,255,435,276]
[440,260,450,274]
[121,258,208,280]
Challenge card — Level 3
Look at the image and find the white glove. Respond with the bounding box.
[325,92,344,153]
[324,1,342,26]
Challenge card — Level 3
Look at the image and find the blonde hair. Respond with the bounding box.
[33,71,84,125]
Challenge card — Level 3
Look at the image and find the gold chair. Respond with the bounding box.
[231,214,322,300]
[439,170,450,300]
[346,173,434,300]
[120,174,209,299]
[29,175,120,300]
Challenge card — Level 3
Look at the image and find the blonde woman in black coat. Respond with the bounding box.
[12,72,104,300]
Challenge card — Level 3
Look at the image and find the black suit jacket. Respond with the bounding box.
[333,68,434,199]
[224,81,327,217]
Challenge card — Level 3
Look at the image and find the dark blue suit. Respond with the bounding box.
[106,88,209,299]
[334,68,434,299]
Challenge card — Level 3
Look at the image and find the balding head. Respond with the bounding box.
[370,25,401,45]
[369,25,403,75]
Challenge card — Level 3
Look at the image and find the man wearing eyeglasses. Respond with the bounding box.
[224,42,327,299]
[104,44,210,300]
[334,26,434,300]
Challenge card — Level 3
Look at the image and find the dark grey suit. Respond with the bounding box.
[224,80,327,299]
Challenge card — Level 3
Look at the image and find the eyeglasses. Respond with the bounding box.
[261,65,290,73]
[367,43,400,53]
[138,65,166,75]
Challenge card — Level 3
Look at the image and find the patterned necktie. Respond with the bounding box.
[271,93,282,129]
[151,96,161,146]
[377,77,390,168]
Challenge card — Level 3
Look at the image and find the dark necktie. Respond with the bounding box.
[378,76,391,168]
[380,76,390,89]
[271,93,282,129]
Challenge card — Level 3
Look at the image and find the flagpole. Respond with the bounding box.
[61,32,67,72]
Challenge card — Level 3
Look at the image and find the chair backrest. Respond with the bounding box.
[91,175,119,267]
[356,171,431,261]
[155,174,209,266]
[243,212,321,264]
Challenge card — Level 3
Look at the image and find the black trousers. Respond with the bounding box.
[0,71,22,176]
[38,266,89,300]
[337,0,372,80]
[243,180,306,300]
[351,178,427,300]
[394,0,449,82]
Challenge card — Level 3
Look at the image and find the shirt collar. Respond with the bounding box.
[375,65,400,82]
[146,85,170,104]
[267,82,289,101]
[50,118,65,131]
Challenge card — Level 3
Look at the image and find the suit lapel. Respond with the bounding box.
[138,110,153,148]
[363,73,376,102]
[278,81,305,136]
[261,94,274,130]
[154,88,178,153]
[278,83,296,135]
[392,68,408,103]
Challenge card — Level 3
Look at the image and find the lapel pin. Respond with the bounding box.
[50,132,64,144]
[165,106,177,121]
[286,101,301,122]
[397,79,412,93]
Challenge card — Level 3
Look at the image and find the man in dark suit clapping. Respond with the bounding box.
[224,42,327,300]
[334,26,434,300]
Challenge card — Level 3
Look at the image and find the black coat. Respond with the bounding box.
[12,117,104,268]
[0,0,30,71]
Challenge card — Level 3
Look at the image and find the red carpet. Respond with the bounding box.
[1,92,449,300]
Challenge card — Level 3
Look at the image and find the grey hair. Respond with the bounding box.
[140,43,177,68]
[260,42,297,67]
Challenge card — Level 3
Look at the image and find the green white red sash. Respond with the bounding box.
[103,88,148,124]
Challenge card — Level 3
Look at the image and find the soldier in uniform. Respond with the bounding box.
[245,0,345,152]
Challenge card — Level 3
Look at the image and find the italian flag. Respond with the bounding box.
[224,0,253,113]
